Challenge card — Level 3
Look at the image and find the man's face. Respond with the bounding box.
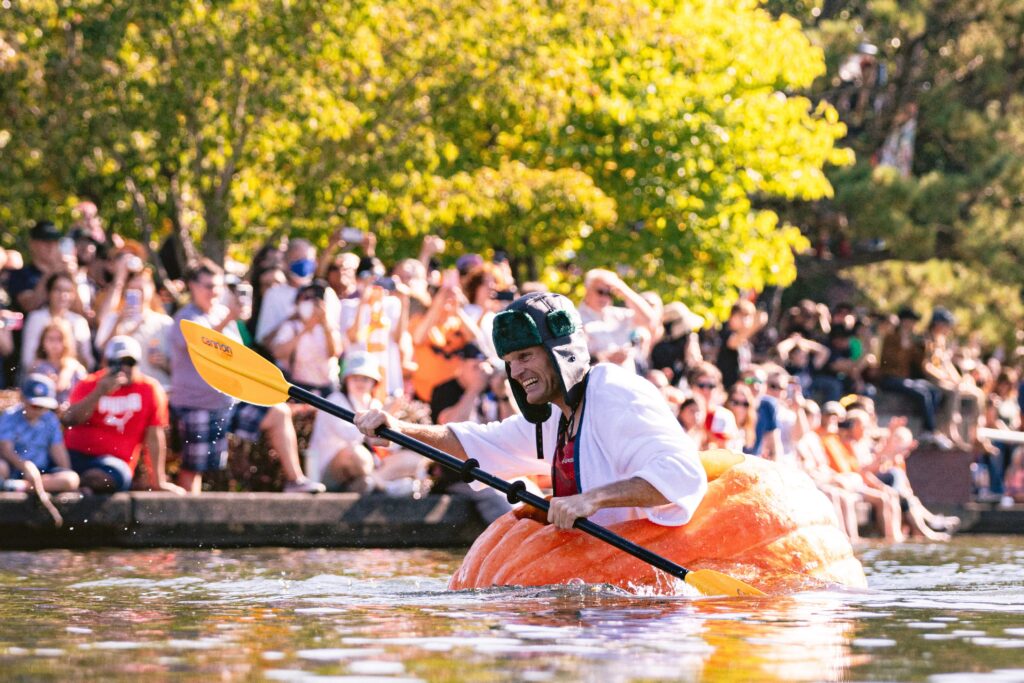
[30,238,60,269]
[584,282,613,311]
[502,346,560,405]
[23,403,48,422]
[190,274,223,312]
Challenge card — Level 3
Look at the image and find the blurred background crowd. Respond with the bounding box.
[2,204,1022,538]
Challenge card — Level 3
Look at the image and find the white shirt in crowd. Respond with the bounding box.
[20,308,95,378]
[577,301,639,371]
[273,319,339,388]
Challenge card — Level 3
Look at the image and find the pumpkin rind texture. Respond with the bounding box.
[449,454,867,594]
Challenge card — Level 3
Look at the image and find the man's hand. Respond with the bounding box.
[547,492,599,530]
[158,481,187,495]
[97,367,130,395]
[354,408,394,446]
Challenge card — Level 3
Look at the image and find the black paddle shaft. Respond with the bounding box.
[289,385,692,582]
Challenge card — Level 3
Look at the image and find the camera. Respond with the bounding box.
[108,357,136,375]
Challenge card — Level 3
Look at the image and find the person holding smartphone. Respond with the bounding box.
[94,269,174,390]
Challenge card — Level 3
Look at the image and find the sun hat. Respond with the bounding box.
[662,302,705,339]
[341,351,382,383]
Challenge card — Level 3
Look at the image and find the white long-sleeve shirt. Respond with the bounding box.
[449,363,707,527]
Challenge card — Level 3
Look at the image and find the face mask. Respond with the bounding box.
[289,259,317,279]
[298,300,315,321]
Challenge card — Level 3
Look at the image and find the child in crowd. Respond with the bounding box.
[0,375,80,526]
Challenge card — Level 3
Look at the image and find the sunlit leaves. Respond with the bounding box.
[1,0,845,318]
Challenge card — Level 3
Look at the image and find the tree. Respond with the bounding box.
[1,0,846,319]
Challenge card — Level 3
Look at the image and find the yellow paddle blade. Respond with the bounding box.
[685,569,766,597]
[180,319,290,406]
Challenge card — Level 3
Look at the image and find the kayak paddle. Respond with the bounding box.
[180,319,766,598]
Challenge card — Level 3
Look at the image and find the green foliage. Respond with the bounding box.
[778,0,1024,337]
[1,0,846,318]
[844,259,1024,349]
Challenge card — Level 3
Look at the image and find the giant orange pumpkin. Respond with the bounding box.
[449,451,867,594]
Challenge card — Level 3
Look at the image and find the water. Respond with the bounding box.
[1,537,1023,681]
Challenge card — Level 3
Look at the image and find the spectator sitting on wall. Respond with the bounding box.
[169,259,325,494]
[305,352,386,493]
[0,374,79,525]
[61,337,184,495]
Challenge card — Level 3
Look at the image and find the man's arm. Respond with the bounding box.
[49,442,72,470]
[354,409,467,460]
[62,372,125,426]
[547,477,669,530]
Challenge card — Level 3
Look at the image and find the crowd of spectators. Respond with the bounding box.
[1,204,1022,538]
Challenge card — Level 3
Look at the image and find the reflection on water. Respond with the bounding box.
[1,537,1023,681]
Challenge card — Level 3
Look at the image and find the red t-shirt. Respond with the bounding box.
[64,370,169,469]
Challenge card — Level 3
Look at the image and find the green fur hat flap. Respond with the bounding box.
[491,292,590,424]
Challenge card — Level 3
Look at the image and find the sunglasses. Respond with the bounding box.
[695,382,717,390]
[728,399,750,407]
[767,383,785,391]
[594,287,613,297]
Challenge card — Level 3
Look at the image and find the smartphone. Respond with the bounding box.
[0,311,24,331]
[233,282,253,308]
[125,289,142,317]
[341,227,364,243]
[59,237,76,258]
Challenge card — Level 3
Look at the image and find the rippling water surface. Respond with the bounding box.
[2,536,1023,681]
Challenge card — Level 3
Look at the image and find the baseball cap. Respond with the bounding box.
[341,351,382,382]
[22,374,58,410]
[455,342,486,360]
[105,335,142,363]
[29,220,62,242]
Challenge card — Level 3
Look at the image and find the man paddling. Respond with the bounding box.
[355,292,707,529]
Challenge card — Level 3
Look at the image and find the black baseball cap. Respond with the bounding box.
[29,220,62,242]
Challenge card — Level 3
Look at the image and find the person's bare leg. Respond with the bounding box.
[839,491,862,543]
[41,470,80,493]
[176,469,203,494]
[80,469,118,494]
[324,443,375,486]
[261,404,304,482]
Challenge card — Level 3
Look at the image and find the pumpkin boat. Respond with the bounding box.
[449,450,867,595]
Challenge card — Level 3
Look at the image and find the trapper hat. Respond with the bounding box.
[492,292,590,425]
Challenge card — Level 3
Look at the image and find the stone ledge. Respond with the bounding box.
[0,492,486,550]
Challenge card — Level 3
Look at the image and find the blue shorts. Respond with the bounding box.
[170,403,270,473]
[69,451,133,492]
